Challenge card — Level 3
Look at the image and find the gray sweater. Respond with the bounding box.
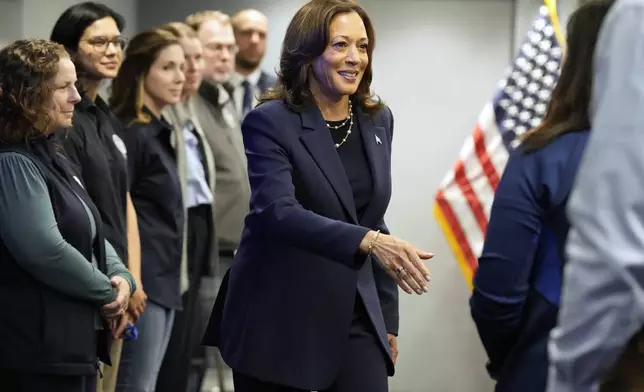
[0,152,135,304]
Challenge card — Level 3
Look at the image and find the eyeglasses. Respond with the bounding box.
[83,36,128,52]
[203,42,238,55]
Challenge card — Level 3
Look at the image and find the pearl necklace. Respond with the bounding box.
[327,102,353,149]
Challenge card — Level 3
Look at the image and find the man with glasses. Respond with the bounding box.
[183,10,251,392]
[185,10,249,272]
[193,12,238,85]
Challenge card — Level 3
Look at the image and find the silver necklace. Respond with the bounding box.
[327,102,353,149]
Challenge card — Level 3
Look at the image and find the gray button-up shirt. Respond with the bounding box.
[547,1,644,391]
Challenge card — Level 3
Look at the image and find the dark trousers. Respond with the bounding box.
[233,295,389,392]
[155,204,212,392]
[0,369,97,392]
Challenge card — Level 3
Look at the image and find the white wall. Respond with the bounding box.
[0,0,23,45]
[370,1,509,390]
[0,0,137,42]
[136,0,578,391]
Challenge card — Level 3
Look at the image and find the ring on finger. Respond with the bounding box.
[395,267,406,276]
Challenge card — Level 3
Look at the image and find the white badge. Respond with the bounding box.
[112,134,127,159]
[73,176,84,189]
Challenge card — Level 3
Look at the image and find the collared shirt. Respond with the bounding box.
[56,94,129,266]
[124,108,184,310]
[196,81,250,251]
[182,122,213,208]
[232,68,262,118]
[547,1,644,391]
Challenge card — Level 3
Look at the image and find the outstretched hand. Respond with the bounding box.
[361,231,433,295]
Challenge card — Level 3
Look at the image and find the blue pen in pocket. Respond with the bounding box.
[123,323,139,341]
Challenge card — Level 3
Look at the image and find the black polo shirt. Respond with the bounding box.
[123,109,184,310]
[57,94,129,265]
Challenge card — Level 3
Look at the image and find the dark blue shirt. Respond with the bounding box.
[123,109,184,310]
[470,130,590,392]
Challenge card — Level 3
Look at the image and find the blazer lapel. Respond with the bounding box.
[298,103,358,223]
[356,106,389,226]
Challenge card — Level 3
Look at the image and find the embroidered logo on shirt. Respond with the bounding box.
[112,134,127,159]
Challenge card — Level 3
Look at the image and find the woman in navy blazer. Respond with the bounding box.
[203,1,432,391]
[469,2,613,391]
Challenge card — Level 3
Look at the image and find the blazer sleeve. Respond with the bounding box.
[372,218,399,335]
[372,107,399,335]
[469,149,545,375]
[242,109,370,269]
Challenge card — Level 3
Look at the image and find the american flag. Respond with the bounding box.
[433,0,564,287]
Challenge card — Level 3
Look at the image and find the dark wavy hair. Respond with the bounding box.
[110,28,180,124]
[261,0,384,114]
[0,39,69,144]
[521,0,614,152]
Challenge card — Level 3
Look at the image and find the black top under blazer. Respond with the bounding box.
[203,99,399,391]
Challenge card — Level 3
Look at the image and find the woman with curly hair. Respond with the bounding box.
[0,39,135,392]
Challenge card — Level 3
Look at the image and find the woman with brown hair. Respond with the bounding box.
[109,28,186,392]
[0,39,134,392]
[469,1,613,391]
[203,0,432,391]
[155,22,219,392]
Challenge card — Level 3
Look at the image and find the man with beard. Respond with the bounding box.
[230,9,276,118]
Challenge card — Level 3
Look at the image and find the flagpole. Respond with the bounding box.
[545,0,565,47]
[509,0,518,62]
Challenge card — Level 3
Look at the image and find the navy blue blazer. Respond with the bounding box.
[470,130,590,392]
[202,99,398,390]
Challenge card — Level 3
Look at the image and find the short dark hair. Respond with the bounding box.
[521,0,614,151]
[50,1,125,51]
[261,0,383,114]
[0,40,69,143]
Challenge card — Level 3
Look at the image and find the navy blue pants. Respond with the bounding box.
[233,296,389,392]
